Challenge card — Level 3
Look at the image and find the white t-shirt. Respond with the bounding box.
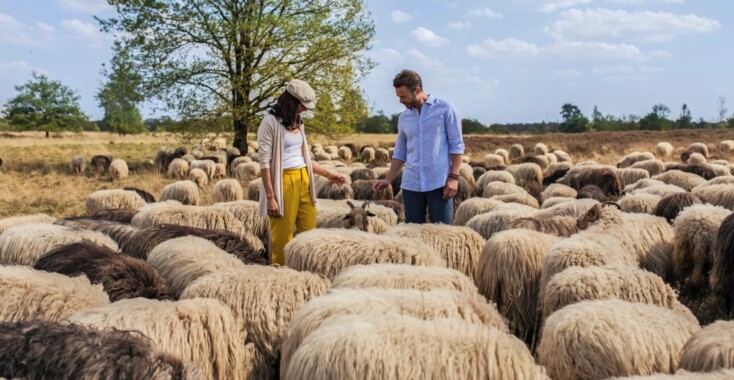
[282,131,306,169]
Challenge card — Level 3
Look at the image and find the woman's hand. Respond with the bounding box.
[326,171,346,187]
[267,196,280,217]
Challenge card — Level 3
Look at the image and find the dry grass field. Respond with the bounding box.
[1,128,733,218]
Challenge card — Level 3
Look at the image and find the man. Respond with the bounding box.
[373,69,464,224]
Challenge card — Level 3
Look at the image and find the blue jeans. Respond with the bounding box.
[402,187,453,224]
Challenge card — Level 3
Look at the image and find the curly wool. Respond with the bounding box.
[453,197,504,226]
[330,263,481,297]
[385,224,484,280]
[0,320,195,380]
[608,369,734,379]
[492,193,540,208]
[618,168,651,187]
[181,266,329,376]
[209,200,270,246]
[540,266,695,321]
[280,288,508,378]
[284,229,444,279]
[69,298,249,380]
[692,184,734,210]
[160,180,201,206]
[131,202,248,236]
[482,181,527,198]
[0,223,118,266]
[0,213,56,234]
[619,193,663,214]
[679,320,734,373]
[0,265,109,323]
[475,229,560,344]
[465,203,538,240]
[284,314,548,380]
[538,300,700,380]
[653,170,706,191]
[86,189,147,216]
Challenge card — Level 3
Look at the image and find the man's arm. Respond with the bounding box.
[374,119,406,192]
[443,104,465,199]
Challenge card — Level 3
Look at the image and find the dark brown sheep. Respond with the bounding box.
[506,216,579,237]
[570,167,622,197]
[121,224,268,265]
[710,213,734,318]
[344,143,359,157]
[353,179,394,201]
[666,164,717,180]
[654,193,703,223]
[0,320,192,380]
[543,168,570,186]
[123,187,156,203]
[90,155,112,174]
[89,208,139,223]
[577,185,608,202]
[34,241,172,302]
[473,166,486,181]
[0,157,3,168]
[350,168,377,182]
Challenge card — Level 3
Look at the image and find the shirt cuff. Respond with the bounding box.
[449,148,465,155]
[392,152,407,162]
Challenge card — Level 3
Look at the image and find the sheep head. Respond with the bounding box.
[576,201,621,230]
[343,200,377,231]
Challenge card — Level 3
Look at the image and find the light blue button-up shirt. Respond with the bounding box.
[392,95,465,192]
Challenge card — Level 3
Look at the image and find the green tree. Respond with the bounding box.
[462,118,488,134]
[558,103,589,133]
[3,72,88,137]
[97,41,146,135]
[675,103,692,129]
[640,103,672,130]
[389,113,400,134]
[99,0,375,151]
[358,111,391,134]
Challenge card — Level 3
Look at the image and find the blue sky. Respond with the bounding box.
[1,0,732,125]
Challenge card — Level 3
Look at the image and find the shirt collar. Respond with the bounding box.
[425,94,435,105]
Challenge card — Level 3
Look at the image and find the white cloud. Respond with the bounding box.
[470,7,503,19]
[35,22,55,33]
[448,21,471,29]
[56,0,114,14]
[410,27,449,47]
[61,19,108,47]
[540,0,592,13]
[406,49,445,70]
[554,69,584,77]
[546,8,721,43]
[0,61,52,81]
[608,0,684,3]
[0,13,47,47]
[372,48,402,65]
[390,10,413,23]
[467,38,541,59]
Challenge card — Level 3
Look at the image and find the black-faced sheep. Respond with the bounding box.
[90,154,112,174]
[34,241,171,301]
[0,320,195,380]
[654,192,702,223]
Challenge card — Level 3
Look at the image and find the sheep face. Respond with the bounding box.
[343,201,376,231]
[576,202,621,230]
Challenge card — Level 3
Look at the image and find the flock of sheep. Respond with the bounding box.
[3,136,734,379]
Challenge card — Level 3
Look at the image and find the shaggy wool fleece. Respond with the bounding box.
[0,266,109,323]
[284,229,444,279]
[679,320,734,373]
[0,213,56,234]
[284,314,548,380]
[538,299,700,380]
[131,202,247,237]
[68,298,249,380]
[280,288,507,378]
[85,189,147,216]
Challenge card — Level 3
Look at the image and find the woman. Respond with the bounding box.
[257,79,346,265]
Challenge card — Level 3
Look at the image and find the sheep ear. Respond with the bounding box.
[347,200,355,209]
[342,214,351,220]
[362,201,371,209]
[367,211,376,217]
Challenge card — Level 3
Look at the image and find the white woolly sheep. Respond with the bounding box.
[0,213,56,234]
[0,265,109,323]
[542,197,576,208]
[629,183,687,198]
[607,370,734,379]
[679,320,734,373]
[131,202,250,238]
[190,159,216,179]
[209,200,270,245]
[108,159,128,181]
[212,179,243,203]
[619,192,663,214]
[466,203,538,240]
[506,162,543,194]
[653,170,707,191]
[494,148,510,163]
[657,142,674,157]
[211,137,226,150]
[492,193,540,208]
[509,144,524,159]
[181,265,329,377]
[483,154,505,168]
[710,159,731,166]
[453,197,504,226]
[280,288,508,378]
[617,151,656,168]
[374,148,390,165]
[69,297,251,380]
[544,152,558,164]
[69,155,85,175]
[688,142,709,158]
[284,314,548,380]
[0,223,118,266]
[146,236,247,298]
[459,162,476,189]
[541,183,577,203]
[331,263,482,297]
[537,300,700,380]
[214,162,226,179]
[247,140,259,152]
[534,142,548,155]
[337,146,352,161]
[618,168,651,187]
[234,161,261,183]
[672,204,731,289]
[475,229,560,344]
[688,152,708,165]
[160,180,201,205]
[248,178,262,200]
[552,149,573,163]
[720,140,734,154]
[167,158,188,179]
[540,266,695,321]
[537,198,599,218]
[284,229,444,279]
[385,224,484,280]
[701,176,734,187]
[692,184,734,209]
[230,156,252,170]
[360,147,375,162]
[188,167,209,188]
[708,163,731,177]
[624,178,666,193]
[482,181,528,198]
[476,170,515,196]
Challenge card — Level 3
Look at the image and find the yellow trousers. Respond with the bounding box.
[269,167,317,266]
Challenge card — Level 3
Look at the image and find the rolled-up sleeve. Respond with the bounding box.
[446,104,464,155]
[257,118,273,169]
[392,121,408,163]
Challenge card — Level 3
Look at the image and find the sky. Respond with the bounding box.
[0,0,732,125]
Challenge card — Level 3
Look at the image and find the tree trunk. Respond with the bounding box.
[45,130,49,138]
[233,116,248,153]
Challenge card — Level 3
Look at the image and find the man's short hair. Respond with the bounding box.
[393,69,423,92]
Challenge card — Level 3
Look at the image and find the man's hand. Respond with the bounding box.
[372,179,390,193]
[443,177,458,200]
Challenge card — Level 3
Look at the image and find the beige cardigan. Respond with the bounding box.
[257,114,317,217]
